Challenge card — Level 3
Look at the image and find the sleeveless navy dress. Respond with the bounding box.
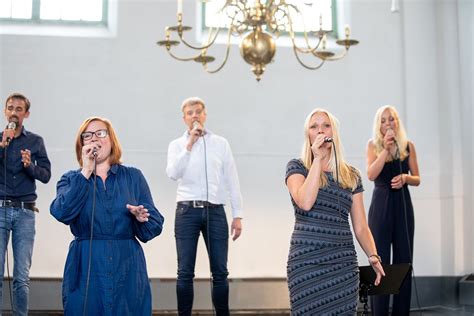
[285,159,363,316]
[368,147,414,315]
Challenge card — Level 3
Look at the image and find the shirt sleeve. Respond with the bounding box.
[285,159,307,184]
[222,139,243,219]
[352,167,364,194]
[50,171,90,225]
[131,168,165,243]
[24,136,51,184]
[166,139,191,181]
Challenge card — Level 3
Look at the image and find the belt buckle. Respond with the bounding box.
[193,200,205,208]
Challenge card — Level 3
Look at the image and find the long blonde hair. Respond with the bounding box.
[301,108,360,190]
[372,105,409,161]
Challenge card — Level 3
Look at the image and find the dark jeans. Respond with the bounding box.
[175,203,229,316]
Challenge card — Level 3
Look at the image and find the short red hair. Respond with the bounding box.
[75,117,122,167]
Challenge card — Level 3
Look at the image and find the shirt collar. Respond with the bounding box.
[110,164,119,174]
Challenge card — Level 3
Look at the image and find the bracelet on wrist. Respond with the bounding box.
[369,254,382,263]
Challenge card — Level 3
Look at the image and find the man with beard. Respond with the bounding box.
[0,93,51,315]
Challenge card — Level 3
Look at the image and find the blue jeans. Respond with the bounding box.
[175,204,229,316]
[0,207,35,316]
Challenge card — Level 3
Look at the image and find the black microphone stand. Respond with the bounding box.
[83,155,98,316]
[2,139,15,314]
[394,142,422,315]
[359,282,372,316]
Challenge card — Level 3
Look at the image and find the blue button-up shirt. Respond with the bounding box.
[0,127,51,201]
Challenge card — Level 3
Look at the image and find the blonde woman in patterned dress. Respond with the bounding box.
[285,108,385,315]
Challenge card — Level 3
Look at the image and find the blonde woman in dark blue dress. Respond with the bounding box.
[285,109,385,315]
[367,106,420,315]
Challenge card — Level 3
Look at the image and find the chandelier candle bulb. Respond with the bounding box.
[177,0,183,15]
[345,24,350,38]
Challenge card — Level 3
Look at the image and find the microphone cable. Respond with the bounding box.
[394,143,422,315]
[83,156,98,316]
[331,141,344,251]
[312,140,347,266]
[331,141,358,267]
[202,134,216,316]
[2,145,14,314]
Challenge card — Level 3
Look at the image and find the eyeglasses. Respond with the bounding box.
[81,129,108,141]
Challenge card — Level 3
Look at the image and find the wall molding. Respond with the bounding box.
[1,276,469,311]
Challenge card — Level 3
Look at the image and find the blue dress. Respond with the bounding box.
[285,159,363,316]
[50,164,164,316]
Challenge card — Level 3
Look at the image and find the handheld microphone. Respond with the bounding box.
[386,128,400,159]
[7,121,16,130]
[5,121,17,146]
[386,128,397,145]
[92,144,101,158]
[324,137,333,143]
[193,121,202,136]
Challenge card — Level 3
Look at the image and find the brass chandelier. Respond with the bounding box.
[157,0,359,81]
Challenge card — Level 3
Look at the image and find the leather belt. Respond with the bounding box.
[0,200,38,212]
[178,201,223,208]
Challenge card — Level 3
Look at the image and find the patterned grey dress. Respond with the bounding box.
[285,159,363,316]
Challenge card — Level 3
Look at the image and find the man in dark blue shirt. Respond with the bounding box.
[0,93,51,316]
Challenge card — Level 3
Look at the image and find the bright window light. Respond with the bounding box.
[41,0,61,20]
[0,0,104,23]
[12,0,32,19]
[204,0,333,33]
[0,1,13,18]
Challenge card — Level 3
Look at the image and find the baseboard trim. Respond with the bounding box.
[0,276,467,311]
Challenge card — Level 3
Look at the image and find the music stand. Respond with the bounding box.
[359,263,412,315]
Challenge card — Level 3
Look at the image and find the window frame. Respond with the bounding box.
[0,0,108,27]
[201,0,339,38]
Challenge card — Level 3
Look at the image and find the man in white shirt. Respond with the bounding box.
[166,97,243,316]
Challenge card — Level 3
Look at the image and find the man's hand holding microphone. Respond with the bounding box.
[1,121,17,148]
[186,120,203,151]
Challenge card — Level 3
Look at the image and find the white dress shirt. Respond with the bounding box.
[166,130,243,219]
